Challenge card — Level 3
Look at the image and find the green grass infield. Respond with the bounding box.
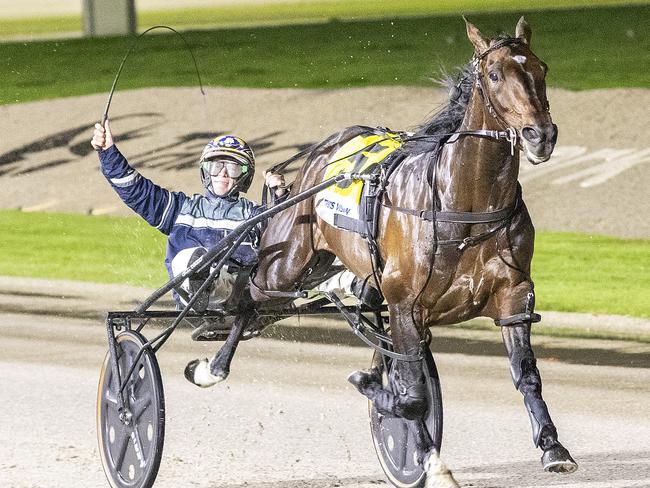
[3,0,647,36]
[0,209,647,319]
[1,4,648,105]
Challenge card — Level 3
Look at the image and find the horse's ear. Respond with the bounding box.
[515,16,532,45]
[464,17,489,54]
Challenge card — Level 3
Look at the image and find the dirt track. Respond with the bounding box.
[2,314,650,488]
[0,86,649,238]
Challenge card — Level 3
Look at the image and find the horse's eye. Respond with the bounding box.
[488,72,499,82]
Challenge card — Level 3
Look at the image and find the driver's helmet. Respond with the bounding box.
[199,135,255,195]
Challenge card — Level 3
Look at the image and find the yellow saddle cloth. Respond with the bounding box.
[315,130,402,228]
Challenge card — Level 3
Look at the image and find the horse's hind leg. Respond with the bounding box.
[348,304,427,417]
[184,311,253,388]
[501,321,578,473]
[348,304,459,487]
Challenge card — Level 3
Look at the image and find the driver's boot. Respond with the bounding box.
[187,248,211,313]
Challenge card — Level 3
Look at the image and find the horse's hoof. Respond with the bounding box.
[347,368,381,395]
[424,450,460,488]
[542,443,578,473]
[184,358,224,388]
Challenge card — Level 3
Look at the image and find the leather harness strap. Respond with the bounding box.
[494,312,541,327]
[382,182,524,251]
[494,292,541,327]
[385,196,519,224]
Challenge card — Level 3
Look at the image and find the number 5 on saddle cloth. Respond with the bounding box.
[315,128,404,239]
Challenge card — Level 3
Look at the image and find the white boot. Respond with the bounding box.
[424,450,460,488]
[184,358,225,388]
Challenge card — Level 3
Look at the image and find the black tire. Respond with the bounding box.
[97,331,165,488]
[369,348,443,488]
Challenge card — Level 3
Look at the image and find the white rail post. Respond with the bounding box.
[82,0,136,37]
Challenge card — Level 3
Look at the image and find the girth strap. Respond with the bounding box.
[382,183,523,251]
[386,198,518,224]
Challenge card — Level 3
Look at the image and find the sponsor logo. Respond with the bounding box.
[131,431,146,468]
[322,198,351,215]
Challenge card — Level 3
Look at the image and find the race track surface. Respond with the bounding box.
[1,314,650,488]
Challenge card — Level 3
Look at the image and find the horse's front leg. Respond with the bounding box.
[498,292,578,473]
[184,310,253,387]
[348,303,459,488]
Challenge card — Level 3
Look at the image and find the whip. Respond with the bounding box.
[100,25,205,126]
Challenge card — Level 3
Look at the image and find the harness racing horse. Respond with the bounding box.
[248,17,579,487]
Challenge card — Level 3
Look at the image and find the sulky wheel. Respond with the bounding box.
[97,330,165,488]
[369,348,443,488]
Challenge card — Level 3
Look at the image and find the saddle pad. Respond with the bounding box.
[315,131,402,227]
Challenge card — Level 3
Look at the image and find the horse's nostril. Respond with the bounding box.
[522,126,543,144]
[551,124,558,144]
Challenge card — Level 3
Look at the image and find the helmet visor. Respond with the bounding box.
[202,159,247,178]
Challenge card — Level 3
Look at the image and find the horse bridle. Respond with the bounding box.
[472,38,524,126]
[471,37,551,144]
[383,39,542,252]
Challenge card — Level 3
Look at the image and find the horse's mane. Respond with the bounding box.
[414,63,474,137]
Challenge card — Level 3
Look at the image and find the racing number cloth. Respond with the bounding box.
[315,131,402,227]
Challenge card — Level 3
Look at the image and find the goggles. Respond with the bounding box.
[201,159,248,178]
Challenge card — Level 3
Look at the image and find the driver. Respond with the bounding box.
[91,120,287,313]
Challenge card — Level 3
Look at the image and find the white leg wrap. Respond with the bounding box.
[191,358,223,388]
[424,451,460,488]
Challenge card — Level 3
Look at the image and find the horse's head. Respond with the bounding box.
[465,17,557,164]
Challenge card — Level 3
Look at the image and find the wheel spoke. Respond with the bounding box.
[104,383,119,407]
[132,426,148,468]
[394,421,409,469]
[103,403,122,430]
[119,349,138,387]
[113,431,130,472]
[132,393,153,423]
[133,367,150,395]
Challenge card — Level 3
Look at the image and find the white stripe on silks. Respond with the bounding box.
[155,192,173,230]
[110,171,141,187]
[175,214,242,231]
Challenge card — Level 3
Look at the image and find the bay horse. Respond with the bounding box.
[247,16,578,487]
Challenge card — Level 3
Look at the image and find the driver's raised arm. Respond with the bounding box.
[91,119,184,235]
